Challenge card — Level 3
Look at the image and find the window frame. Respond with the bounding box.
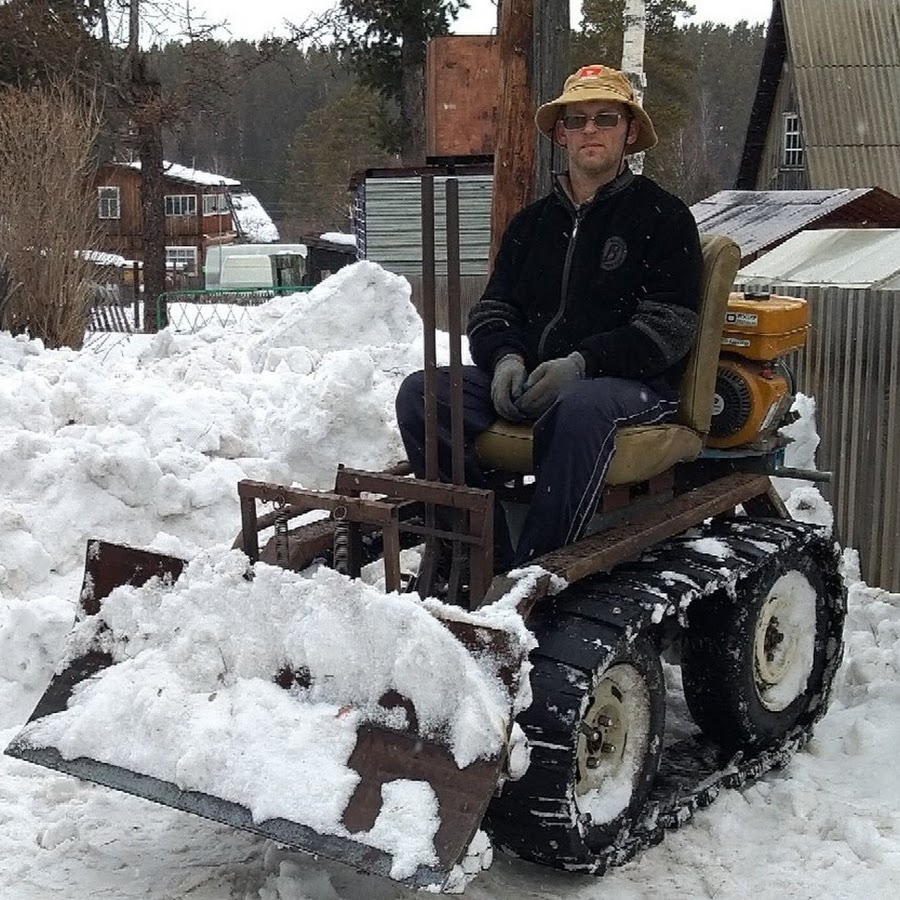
[164,194,198,217]
[203,193,229,216]
[98,186,121,220]
[782,112,804,169]
[165,245,199,275]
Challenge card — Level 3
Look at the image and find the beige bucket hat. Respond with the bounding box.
[535,64,658,154]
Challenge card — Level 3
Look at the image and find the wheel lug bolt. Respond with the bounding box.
[596,715,613,727]
[586,756,601,769]
[601,742,616,754]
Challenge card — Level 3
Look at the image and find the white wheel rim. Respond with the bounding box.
[753,571,817,712]
[574,662,653,825]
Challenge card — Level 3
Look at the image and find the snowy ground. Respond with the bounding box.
[2,262,900,899]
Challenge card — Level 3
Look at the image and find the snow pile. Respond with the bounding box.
[0,262,420,596]
[2,256,900,898]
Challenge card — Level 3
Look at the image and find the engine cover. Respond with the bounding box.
[707,356,792,449]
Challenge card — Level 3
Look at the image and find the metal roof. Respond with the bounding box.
[784,0,900,194]
[736,228,900,288]
[689,187,900,262]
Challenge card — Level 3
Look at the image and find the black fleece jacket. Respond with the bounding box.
[467,169,703,388]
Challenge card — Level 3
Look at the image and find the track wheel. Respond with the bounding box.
[681,533,845,751]
[486,612,665,871]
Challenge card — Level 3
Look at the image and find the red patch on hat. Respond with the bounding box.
[577,65,605,79]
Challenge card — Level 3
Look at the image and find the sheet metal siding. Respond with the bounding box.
[363,176,492,278]
[734,278,900,590]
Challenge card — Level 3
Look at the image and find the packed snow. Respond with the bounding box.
[2,261,900,899]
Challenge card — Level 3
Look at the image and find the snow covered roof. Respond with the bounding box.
[230,192,279,243]
[319,232,357,248]
[117,160,241,188]
[690,188,900,264]
[737,228,900,289]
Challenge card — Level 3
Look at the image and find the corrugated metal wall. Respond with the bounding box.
[363,176,493,278]
[735,279,900,590]
[361,174,493,328]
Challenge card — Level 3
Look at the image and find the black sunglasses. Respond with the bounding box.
[560,112,624,131]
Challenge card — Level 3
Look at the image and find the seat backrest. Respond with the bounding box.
[674,233,741,433]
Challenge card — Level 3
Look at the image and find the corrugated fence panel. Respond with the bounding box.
[737,280,900,589]
[364,176,492,278]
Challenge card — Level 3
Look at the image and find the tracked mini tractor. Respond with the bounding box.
[7,178,846,888]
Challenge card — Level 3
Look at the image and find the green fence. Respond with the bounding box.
[156,285,313,333]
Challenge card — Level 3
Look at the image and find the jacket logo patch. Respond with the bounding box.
[600,236,628,271]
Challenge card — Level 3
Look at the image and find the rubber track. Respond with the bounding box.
[488,517,845,874]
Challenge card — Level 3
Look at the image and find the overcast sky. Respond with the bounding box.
[181,1,773,44]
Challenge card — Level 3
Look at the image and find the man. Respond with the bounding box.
[396,64,702,569]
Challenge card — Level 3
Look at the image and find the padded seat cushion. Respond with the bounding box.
[475,420,703,485]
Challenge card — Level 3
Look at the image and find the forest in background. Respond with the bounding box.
[150,20,765,238]
[0,1,766,242]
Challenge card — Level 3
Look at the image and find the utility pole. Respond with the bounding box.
[533,0,569,198]
[622,0,648,175]
[489,0,569,264]
[489,0,534,266]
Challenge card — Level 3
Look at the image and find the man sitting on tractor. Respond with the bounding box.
[396,64,703,570]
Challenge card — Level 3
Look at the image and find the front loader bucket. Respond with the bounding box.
[6,540,525,890]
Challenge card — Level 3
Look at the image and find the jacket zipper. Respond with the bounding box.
[537,203,584,360]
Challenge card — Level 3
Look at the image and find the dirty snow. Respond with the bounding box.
[2,260,900,899]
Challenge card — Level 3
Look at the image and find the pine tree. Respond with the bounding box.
[336,1,469,164]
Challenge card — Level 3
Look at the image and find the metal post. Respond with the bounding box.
[421,176,439,483]
[445,179,465,487]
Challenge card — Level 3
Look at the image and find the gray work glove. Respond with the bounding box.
[491,353,528,422]
[516,351,586,419]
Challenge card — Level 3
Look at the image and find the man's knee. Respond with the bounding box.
[548,379,618,432]
[396,370,426,427]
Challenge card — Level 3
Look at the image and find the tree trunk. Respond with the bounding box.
[399,29,426,165]
[489,0,535,267]
[138,90,166,332]
[622,0,647,174]
[124,0,167,332]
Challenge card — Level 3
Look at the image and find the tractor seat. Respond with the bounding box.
[474,233,741,486]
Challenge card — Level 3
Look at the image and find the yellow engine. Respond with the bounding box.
[706,293,809,450]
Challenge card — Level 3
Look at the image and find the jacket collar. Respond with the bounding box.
[553,166,635,213]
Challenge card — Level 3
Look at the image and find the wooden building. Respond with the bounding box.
[94,161,241,275]
[737,0,900,195]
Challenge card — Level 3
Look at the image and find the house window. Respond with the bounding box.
[783,113,804,168]
[98,186,120,219]
[165,194,198,217]
[166,246,198,275]
[203,193,229,215]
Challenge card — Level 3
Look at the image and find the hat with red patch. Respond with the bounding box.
[535,64,658,154]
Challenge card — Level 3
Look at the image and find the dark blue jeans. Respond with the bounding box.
[395,366,678,566]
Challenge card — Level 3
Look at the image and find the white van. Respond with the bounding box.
[204,243,308,290]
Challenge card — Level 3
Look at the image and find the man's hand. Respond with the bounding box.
[491,354,528,421]
[517,352,586,419]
